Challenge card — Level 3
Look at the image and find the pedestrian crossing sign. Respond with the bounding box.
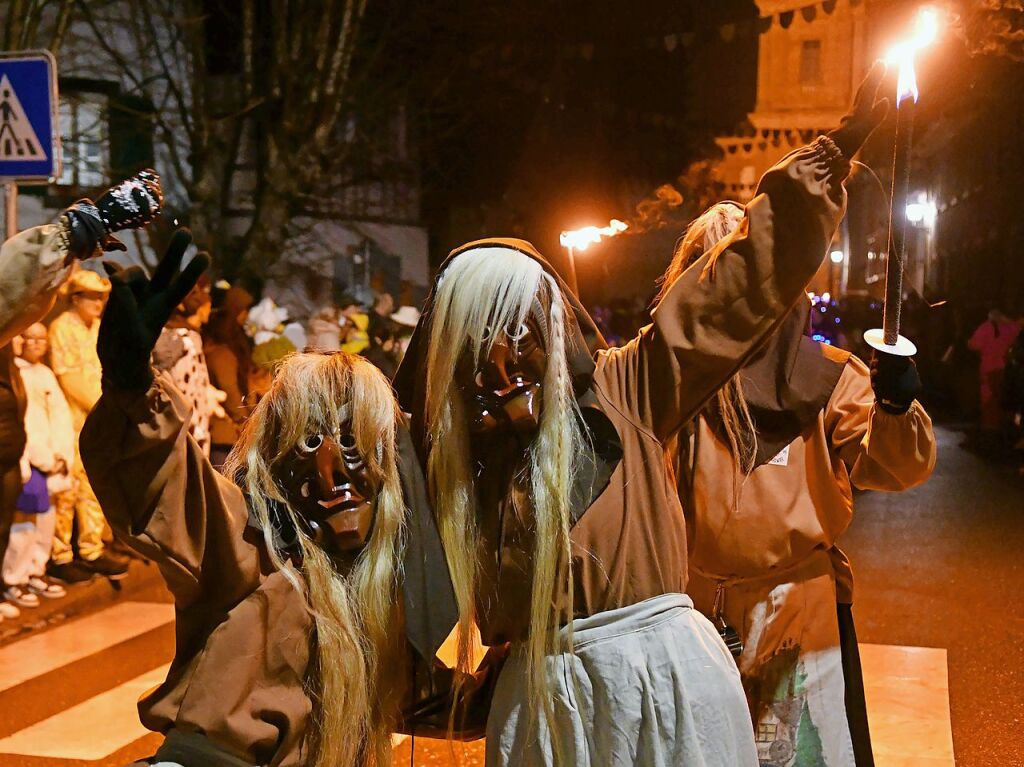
[0,51,59,182]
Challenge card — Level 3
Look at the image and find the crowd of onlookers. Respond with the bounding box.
[0,261,420,623]
[2,261,1021,624]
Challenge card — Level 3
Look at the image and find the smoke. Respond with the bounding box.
[628,183,684,234]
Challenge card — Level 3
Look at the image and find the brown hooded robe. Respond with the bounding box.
[394,136,850,649]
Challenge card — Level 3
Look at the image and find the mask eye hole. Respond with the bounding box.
[339,433,357,450]
[507,323,529,342]
[299,434,324,453]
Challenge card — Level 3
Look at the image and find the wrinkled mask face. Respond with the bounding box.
[457,316,547,435]
[276,417,381,555]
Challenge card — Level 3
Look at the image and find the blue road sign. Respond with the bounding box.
[0,51,59,181]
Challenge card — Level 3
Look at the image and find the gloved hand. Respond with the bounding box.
[871,351,922,415]
[98,229,210,393]
[63,170,164,261]
[828,61,890,159]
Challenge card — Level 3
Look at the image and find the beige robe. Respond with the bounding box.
[681,351,936,766]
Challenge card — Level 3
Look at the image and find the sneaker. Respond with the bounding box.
[0,600,20,619]
[47,560,96,584]
[3,585,40,608]
[26,576,66,599]
[80,552,130,579]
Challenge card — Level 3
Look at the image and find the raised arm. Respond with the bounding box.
[0,225,73,348]
[78,229,247,609]
[81,375,261,609]
[597,65,889,441]
[0,172,163,347]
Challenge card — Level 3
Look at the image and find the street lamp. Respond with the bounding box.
[829,250,844,298]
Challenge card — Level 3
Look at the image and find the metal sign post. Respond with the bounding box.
[4,180,15,239]
[0,50,61,238]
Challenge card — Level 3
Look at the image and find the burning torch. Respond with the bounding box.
[864,7,939,358]
[558,219,628,296]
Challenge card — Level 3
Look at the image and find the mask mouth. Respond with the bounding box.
[318,484,368,512]
[469,380,541,434]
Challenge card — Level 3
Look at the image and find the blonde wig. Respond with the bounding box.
[225,352,407,767]
[423,247,592,736]
[657,202,757,473]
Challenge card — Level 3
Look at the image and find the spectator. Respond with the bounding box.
[362,327,400,379]
[367,291,396,347]
[968,308,1021,433]
[204,286,255,467]
[3,324,72,597]
[47,270,128,581]
[339,295,370,355]
[0,343,26,619]
[307,306,343,352]
[390,305,421,361]
[152,275,222,457]
[1004,324,1024,471]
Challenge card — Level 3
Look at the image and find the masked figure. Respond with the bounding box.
[80,232,476,767]
[665,203,935,767]
[393,63,891,767]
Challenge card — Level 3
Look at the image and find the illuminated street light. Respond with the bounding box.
[905,199,937,227]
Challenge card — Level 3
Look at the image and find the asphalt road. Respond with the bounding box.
[1,423,1020,766]
[842,424,1024,766]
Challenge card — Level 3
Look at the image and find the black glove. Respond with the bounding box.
[98,229,210,393]
[63,170,164,261]
[870,351,922,415]
[828,61,890,159]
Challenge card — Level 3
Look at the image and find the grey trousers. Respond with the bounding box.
[486,593,759,766]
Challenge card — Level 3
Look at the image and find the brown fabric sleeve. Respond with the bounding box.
[827,356,937,492]
[0,224,73,348]
[597,137,847,441]
[80,373,261,609]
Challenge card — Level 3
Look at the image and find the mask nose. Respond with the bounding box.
[480,340,516,391]
[314,437,343,495]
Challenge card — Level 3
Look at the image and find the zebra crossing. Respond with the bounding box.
[0,600,953,766]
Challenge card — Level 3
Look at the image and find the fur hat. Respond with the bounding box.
[62,267,111,296]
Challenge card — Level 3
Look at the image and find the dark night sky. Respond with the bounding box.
[391,0,760,287]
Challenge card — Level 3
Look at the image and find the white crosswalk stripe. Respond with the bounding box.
[0,664,170,760]
[0,601,953,766]
[0,601,174,694]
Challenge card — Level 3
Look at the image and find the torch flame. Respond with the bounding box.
[885,7,940,105]
[559,219,628,251]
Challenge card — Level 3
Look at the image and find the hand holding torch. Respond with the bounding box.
[864,8,939,358]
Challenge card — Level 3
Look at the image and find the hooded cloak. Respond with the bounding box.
[708,301,848,468]
[393,137,849,644]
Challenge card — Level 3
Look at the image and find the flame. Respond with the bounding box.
[885,7,940,105]
[559,219,628,251]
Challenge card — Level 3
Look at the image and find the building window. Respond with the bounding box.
[800,40,822,85]
[58,93,107,188]
[757,722,779,742]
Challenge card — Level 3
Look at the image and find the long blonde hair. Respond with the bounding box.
[657,202,757,472]
[225,352,407,767]
[423,247,591,738]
